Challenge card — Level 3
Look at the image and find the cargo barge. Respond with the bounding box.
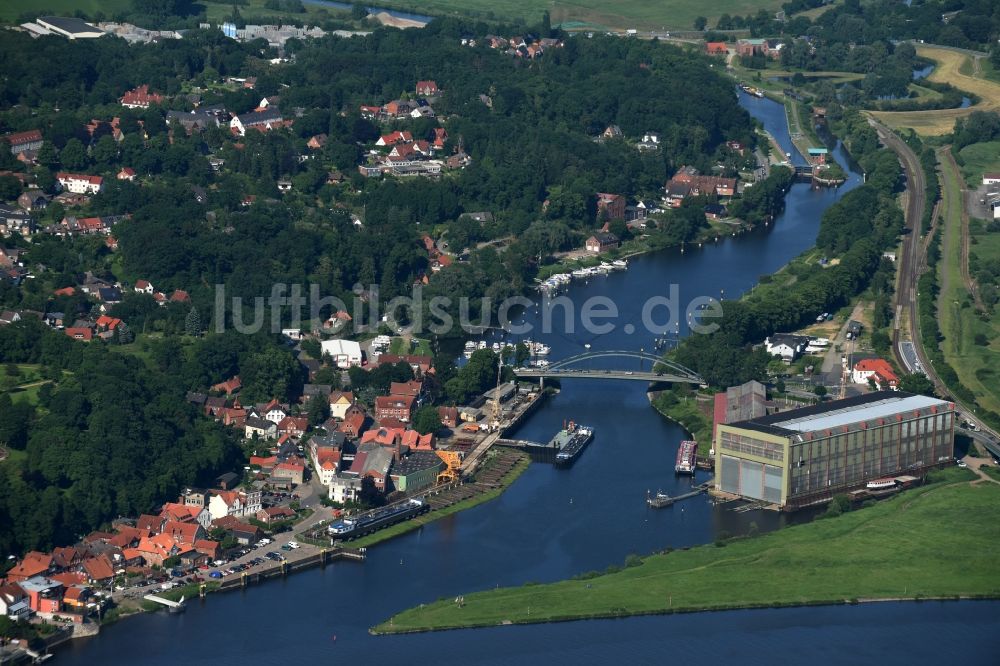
[553,421,595,466]
[675,440,697,475]
[327,499,427,540]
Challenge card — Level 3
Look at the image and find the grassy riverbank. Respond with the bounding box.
[650,389,712,456]
[374,468,1000,633]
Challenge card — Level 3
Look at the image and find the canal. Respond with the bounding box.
[59,94,1000,664]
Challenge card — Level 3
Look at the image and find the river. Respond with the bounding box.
[58,94,1000,665]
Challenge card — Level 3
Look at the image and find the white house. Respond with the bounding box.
[256,400,289,424]
[764,333,810,363]
[56,172,103,195]
[321,339,363,368]
[207,489,262,521]
[326,473,362,504]
[229,107,283,136]
[244,416,277,440]
[0,584,31,621]
[851,358,899,390]
[134,279,154,294]
[983,173,1000,186]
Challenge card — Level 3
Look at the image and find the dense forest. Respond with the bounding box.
[0,319,248,553]
[0,22,756,328]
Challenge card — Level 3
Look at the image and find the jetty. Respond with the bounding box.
[143,594,186,612]
[646,479,713,508]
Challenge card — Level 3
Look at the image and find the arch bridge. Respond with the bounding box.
[512,350,703,384]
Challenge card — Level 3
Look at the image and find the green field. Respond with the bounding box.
[958,140,1000,187]
[0,0,132,22]
[376,468,999,633]
[938,152,1000,414]
[0,0,785,29]
[0,0,347,24]
[373,0,785,31]
[202,0,350,24]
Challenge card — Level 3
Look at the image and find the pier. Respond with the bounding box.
[496,438,560,462]
[460,388,550,475]
[142,594,186,612]
[646,480,713,508]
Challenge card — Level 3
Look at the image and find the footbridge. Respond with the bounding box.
[513,350,703,385]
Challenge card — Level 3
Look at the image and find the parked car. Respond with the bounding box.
[209,571,222,579]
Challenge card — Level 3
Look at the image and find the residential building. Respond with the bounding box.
[161,520,204,545]
[303,383,332,402]
[376,130,413,147]
[339,409,368,438]
[0,204,34,238]
[982,173,1000,186]
[120,85,164,109]
[159,502,213,529]
[207,489,262,521]
[327,473,363,504]
[230,107,284,136]
[329,390,355,420]
[705,41,728,55]
[852,358,899,391]
[19,577,63,614]
[256,506,295,524]
[585,232,620,253]
[255,399,289,424]
[665,167,737,206]
[415,80,439,96]
[4,129,43,155]
[714,391,955,509]
[210,516,261,546]
[764,333,810,362]
[6,552,52,583]
[596,192,626,220]
[602,125,623,139]
[320,339,363,368]
[272,460,305,485]
[310,439,343,488]
[166,109,221,132]
[245,416,277,440]
[437,406,458,428]
[0,583,31,620]
[17,190,49,212]
[277,415,308,438]
[375,395,416,422]
[56,173,103,195]
[390,380,423,402]
[736,38,768,57]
